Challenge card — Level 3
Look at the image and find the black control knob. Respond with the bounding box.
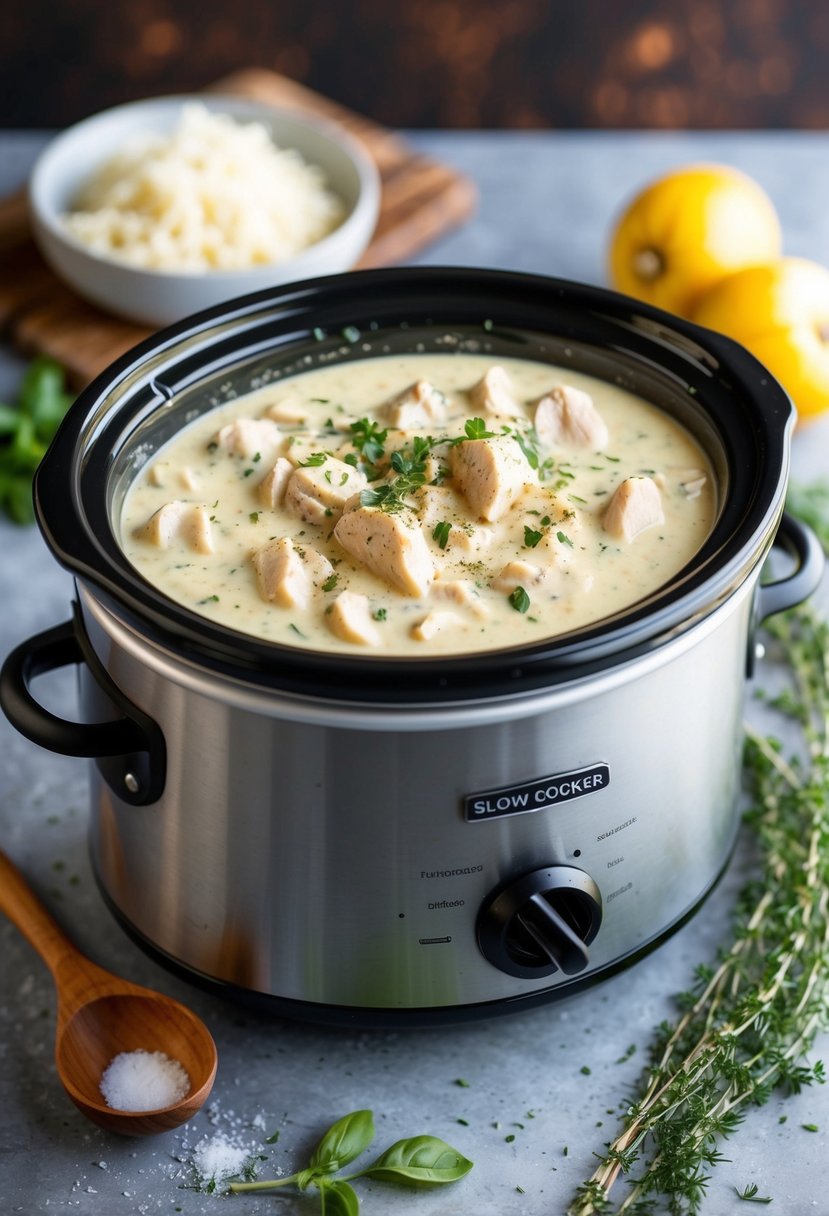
[476,865,602,979]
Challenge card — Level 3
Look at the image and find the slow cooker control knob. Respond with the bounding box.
[476,865,602,979]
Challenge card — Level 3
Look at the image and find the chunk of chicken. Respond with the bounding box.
[251,537,333,609]
[450,436,534,522]
[147,461,198,490]
[603,476,665,542]
[282,435,333,467]
[334,505,434,597]
[431,579,489,618]
[415,484,496,556]
[411,611,462,641]
[327,591,382,646]
[215,417,284,463]
[489,560,548,593]
[141,501,214,555]
[284,457,367,526]
[468,366,525,420]
[258,457,295,509]
[534,386,609,450]
[381,380,447,429]
[264,397,309,425]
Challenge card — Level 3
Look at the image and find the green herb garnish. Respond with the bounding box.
[0,357,73,523]
[350,417,388,466]
[299,452,328,468]
[735,1183,773,1203]
[523,525,543,548]
[463,417,496,441]
[322,573,339,593]
[509,587,530,614]
[230,1109,472,1208]
[433,520,452,549]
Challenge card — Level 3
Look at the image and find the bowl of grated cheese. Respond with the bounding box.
[28,95,381,327]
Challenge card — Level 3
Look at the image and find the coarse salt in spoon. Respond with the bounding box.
[0,848,217,1135]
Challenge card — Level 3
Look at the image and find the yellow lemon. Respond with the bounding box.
[691,257,829,423]
[608,164,782,317]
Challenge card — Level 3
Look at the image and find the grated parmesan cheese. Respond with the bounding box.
[63,103,346,272]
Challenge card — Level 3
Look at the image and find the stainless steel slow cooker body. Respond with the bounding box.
[2,268,822,1025]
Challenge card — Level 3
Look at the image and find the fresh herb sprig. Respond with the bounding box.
[349,417,388,470]
[569,603,829,1216]
[360,435,442,512]
[230,1109,472,1211]
[0,357,72,523]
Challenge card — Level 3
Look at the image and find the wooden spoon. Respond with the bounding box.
[0,849,217,1135]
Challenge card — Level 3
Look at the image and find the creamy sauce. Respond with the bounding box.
[119,353,717,656]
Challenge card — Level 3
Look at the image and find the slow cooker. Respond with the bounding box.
[1,268,822,1026]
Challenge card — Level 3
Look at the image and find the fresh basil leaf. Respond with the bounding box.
[523,525,543,548]
[509,586,531,613]
[309,1109,375,1173]
[318,1179,360,1215]
[357,1134,473,1186]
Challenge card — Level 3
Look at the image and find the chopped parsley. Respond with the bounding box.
[523,525,543,549]
[321,573,339,593]
[433,520,452,549]
[298,452,328,468]
[509,586,531,614]
[350,417,388,466]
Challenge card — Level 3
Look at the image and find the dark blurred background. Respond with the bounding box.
[2,0,828,129]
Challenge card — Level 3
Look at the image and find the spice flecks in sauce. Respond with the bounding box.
[120,354,716,656]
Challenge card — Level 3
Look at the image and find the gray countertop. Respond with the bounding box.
[2,130,829,1214]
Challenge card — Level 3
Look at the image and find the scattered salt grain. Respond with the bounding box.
[99,1049,190,1111]
[192,1134,251,1190]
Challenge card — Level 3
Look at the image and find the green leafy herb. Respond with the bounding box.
[322,573,339,593]
[318,1179,359,1215]
[455,1078,470,1088]
[249,511,260,523]
[0,357,73,524]
[569,600,829,1216]
[299,452,328,467]
[736,1183,773,1203]
[509,586,530,614]
[801,1123,819,1132]
[230,1109,472,1209]
[433,520,452,549]
[463,417,496,441]
[310,1110,375,1175]
[350,417,388,466]
[523,525,543,548]
[359,435,437,513]
[557,530,574,547]
[372,607,387,621]
[355,1135,473,1186]
[787,479,829,551]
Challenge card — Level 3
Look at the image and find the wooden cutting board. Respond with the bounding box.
[0,69,477,388]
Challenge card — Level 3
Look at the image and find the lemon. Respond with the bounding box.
[692,257,829,423]
[608,164,782,317]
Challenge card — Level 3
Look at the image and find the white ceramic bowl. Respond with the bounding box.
[29,95,381,328]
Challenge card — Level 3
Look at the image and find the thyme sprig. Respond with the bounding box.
[570,604,829,1216]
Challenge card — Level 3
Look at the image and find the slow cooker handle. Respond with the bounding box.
[0,618,165,806]
[758,512,825,623]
